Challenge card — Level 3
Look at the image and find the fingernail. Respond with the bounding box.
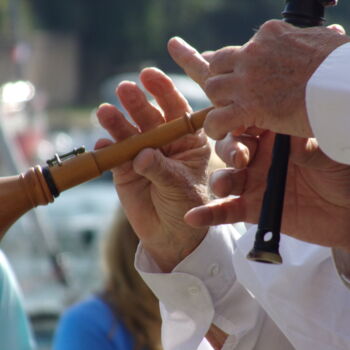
[96,104,117,122]
[98,102,111,109]
[96,103,113,118]
[133,149,155,175]
[169,37,195,53]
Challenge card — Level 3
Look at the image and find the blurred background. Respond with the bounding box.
[0,1,350,349]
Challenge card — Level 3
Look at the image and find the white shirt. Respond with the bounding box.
[135,43,350,350]
[136,225,350,350]
[306,42,350,287]
[306,42,350,165]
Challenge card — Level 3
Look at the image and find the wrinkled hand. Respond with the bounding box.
[185,130,350,251]
[167,24,350,250]
[168,20,349,140]
[94,68,211,272]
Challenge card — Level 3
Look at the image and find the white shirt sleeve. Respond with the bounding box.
[332,248,350,289]
[135,224,292,350]
[306,46,350,288]
[306,42,350,165]
[136,223,350,350]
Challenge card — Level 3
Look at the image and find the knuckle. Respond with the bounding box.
[242,70,256,87]
[210,46,238,74]
[204,77,219,98]
[260,19,284,33]
[242,41,261,56]
[216,45,235,58]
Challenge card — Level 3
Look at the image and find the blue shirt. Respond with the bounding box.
[53,296,135,350]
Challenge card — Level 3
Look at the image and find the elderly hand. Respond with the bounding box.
[168,20,349,140]
[185,130,350,251]
[167,24,350,251]
[95,68,211,272]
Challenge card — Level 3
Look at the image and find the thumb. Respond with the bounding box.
[133,148,179,187]
[184,197,246,227]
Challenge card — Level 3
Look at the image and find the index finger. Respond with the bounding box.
[167,37,210,89]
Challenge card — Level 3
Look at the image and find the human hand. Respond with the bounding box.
[168,20,350,140]
[95,68,211,272]
[185,130,350,251]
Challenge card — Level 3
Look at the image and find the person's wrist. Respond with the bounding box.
[143,228,208,272]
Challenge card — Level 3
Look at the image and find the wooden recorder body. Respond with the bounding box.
[0,107,212,239]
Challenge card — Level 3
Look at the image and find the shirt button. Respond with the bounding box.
[188,285,200,295]
[209,263,220,276]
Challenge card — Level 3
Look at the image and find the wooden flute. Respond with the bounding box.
[0,106,213,239]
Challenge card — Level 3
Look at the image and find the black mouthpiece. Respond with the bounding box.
[282,0,338,27]
[282,0,325,26]
[319,0,338,7]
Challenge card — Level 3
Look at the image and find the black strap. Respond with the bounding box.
[42,166,60,198]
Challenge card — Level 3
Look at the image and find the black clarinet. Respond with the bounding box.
[246,0,338,264]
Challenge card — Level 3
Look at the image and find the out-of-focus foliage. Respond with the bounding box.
[24,0,350,103]
[0,2,6,32]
